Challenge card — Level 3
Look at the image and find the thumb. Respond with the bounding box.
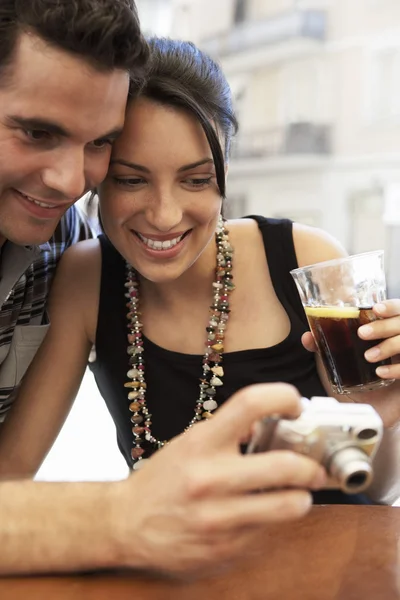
[199,382,303,450]
[302,331,317,353]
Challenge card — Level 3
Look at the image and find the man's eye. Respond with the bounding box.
[25,130,51,141]
[91,139,113,149]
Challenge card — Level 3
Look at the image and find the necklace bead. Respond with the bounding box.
[125,215,234,468]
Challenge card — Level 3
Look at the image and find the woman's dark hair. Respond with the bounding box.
[131,37,238,199]
[0,0,149,82]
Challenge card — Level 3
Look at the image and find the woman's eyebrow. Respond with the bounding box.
[177,158,214,172]
[109,157,214,173]
[109,159,150,173]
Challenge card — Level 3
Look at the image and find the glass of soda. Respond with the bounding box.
[290,250,395,394]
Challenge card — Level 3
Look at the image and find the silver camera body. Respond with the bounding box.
[246,397,383,494]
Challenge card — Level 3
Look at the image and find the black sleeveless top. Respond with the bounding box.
[89,216,373,505]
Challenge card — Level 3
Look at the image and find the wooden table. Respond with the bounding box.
[1,505,400,599]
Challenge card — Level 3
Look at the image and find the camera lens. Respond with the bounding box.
[356,428,378,441]
[346,471,368,489]
[329,447,373,494]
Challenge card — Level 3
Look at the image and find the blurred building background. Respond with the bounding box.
[37,0,400,484]
[137,0,400,295]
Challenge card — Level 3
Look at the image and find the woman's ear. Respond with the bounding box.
[225,163,229,179]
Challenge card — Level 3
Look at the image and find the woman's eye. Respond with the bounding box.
[113,177,146,187]
[185,177,213,187]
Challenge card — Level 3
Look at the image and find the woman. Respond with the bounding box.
[1,38,400,505]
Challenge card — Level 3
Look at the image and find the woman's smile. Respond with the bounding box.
[132,228,193,260]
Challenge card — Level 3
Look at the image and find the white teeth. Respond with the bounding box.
[19,192,54,209]
[33,199,53,208]
[137,233,185,250]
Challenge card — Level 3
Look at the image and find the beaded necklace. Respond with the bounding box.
[124,216,234,470]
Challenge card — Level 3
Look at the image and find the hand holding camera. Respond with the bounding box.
[247,396,383,494]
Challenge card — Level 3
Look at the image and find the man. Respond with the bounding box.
[0,0,325,577]
[0,0,148,418]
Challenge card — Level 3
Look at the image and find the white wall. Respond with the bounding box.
[36,370,128,482]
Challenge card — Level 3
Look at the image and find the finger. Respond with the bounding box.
[193,489,313,532]
[186,451,326,498]
[376,362,400,379]
[359,315,400,341]
[364,337,400,363]
[195,383,303,449]
[301,331,317,353]
[373,299,400,319]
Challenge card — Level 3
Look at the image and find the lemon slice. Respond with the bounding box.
[305,306,360,319]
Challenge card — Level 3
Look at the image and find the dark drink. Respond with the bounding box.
[305,306,392,394]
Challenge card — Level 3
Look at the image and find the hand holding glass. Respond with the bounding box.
[291,251,394,394]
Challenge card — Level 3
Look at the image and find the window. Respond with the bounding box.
[234,0,247,24]
[136,0,172,36]
[280,59,323,125]
[367,47,400,122]
[224,194,247,218]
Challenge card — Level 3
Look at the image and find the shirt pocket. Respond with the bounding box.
[0,323,51,389]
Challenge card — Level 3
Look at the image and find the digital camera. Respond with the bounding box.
[246,397,383,494]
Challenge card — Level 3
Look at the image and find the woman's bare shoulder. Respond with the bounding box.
[226,218,269,275]
[226,217,263,244]
[59,237,101,264]
[49,238,101,304]
[292,222,348,268]
[53,238,101,284]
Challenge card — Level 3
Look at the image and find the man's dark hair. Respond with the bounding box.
[0,0,149,80]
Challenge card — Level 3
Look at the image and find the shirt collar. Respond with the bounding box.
[19,242,51,254]
[38,242,52,252]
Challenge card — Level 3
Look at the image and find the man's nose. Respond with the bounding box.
[40,149,87,200]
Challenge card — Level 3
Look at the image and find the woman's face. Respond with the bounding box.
[99,97,223,283]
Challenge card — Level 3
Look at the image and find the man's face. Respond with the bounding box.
[0,33,129,247]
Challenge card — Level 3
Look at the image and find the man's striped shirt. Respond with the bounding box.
[0,205,93,421]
